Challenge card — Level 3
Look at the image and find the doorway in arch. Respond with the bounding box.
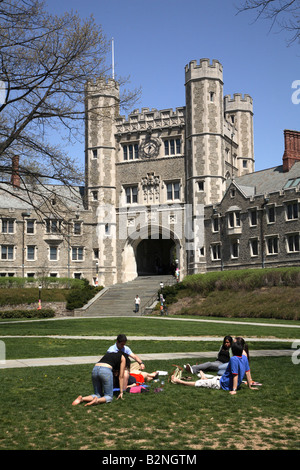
[136,235,176,276]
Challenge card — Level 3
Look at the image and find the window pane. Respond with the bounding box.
[167,183,172,200]
[164,141,169,156]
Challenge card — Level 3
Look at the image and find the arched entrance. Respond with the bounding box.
[121,225,181,282]
[136,236,176,275]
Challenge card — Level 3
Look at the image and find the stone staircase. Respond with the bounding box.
[74,275,175,317]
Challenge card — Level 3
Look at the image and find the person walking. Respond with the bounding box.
[134,295,141,313]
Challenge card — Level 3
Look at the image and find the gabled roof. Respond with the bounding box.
[229,161,300,196]
[0,183,85,212]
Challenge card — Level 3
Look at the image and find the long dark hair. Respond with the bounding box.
[222,335,233,350]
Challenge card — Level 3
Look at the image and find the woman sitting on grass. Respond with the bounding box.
[184,335,233,375]
[172,341,258,394]
[72,351,130,406]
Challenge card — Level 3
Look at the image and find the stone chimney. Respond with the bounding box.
[11,155,20,188]
[283,129,300,172]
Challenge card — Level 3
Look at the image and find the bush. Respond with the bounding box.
[0,308,55,319]
[66,279,102,310]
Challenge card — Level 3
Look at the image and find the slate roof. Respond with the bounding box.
[231,161,300,196]
[0,183,85,211]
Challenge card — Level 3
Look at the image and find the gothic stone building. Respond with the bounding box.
[0,59,299,286]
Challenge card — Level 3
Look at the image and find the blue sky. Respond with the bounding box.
[47,0,300,172]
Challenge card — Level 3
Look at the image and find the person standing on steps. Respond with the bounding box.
[134,294,141,313]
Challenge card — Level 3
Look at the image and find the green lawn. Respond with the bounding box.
[0,316,299,451]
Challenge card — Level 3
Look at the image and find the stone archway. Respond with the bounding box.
[136,236,175,275]
[121,225,181,282]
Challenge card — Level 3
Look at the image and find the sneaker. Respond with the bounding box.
[184,364,194,374]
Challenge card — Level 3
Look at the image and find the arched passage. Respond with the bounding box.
[121,225,181,282]
[136,236,175,275]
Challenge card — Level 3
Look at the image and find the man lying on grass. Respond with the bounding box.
[171,341,258,394]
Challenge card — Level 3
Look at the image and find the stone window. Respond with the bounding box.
[249,238,259,257]
[26,219,35,234]
[166,182,180,201]
[49,246,58,261]
[45,219,61,234]
[125,186,138,204]
[267,206,275,224]
[197,181,204,191]
[27,245,36,261]
[266,236,279,255]
[285,201,299,220]
[1,218,14,234]
[164,138,181,156]
[286,234,300,253]
[228,211,240,228]
[73,222,82,235]
[92,191,98,201]
[72,246,84,261]
[211,244,221,260]
[249,208,257,226]
[1,245,14,260]
[123,143,139,160]
[212,217,219,232]
[231,240,239,258]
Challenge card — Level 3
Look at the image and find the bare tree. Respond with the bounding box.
[0,0,140,216]
[237,0,300,44]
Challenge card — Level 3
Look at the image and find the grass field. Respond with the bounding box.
[0,316,299,451]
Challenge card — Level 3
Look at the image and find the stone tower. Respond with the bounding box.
[85,78,120,286]
[184,59,225,273]
[224,93,254,177]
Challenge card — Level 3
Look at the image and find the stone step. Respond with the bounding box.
[75,275,175,317]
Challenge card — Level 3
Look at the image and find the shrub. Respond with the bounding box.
[0,308,55,319]
[66,279,102,310]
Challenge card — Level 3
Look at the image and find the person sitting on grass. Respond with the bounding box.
[172,342,258,395]
[184,335,233,375]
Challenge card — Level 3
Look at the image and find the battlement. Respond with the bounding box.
[85,77,120,98]
[185,58,223,83]
[224,94,253,113]
[115,107,185,134]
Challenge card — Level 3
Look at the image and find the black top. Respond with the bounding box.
[97,351,130,370]
[97,352,123,370]
[217,348,230,364]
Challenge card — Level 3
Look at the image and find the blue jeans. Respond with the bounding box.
[217,362,229,376]
[91,366,113,403]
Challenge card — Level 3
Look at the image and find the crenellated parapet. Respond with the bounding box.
[85,77,120,99]
[224,93,253,114]
[185,58,223,84]
[115,107,185,134]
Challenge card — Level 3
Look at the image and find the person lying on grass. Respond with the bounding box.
[171,342,258,395]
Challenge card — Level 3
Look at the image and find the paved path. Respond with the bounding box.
[0,349,294,369]
[0,334,296,369]
[1,315,298,369]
